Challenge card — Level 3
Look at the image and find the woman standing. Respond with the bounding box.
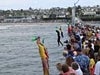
[36,37,49,75]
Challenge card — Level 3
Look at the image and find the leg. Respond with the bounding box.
[42,58,49,75]
[60,41,63,46]
[57,38,60,46]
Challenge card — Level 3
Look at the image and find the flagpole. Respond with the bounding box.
[72,0,79,26]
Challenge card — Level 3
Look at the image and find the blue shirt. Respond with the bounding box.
[75,54,90,71]
[65,50,74,58]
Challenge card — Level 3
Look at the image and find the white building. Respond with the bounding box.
[83,11,96,15]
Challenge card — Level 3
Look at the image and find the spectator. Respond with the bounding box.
[74,48,90,74]
[88,44,94,58]
[71,62,83,75]
[61,64,76,75]
[64,44,74,58]
[66,56,74,67]
[94,54,100,75]
[56,63,63,75]
[89,55,95,75]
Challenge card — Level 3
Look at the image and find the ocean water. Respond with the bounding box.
[0,23,68,75]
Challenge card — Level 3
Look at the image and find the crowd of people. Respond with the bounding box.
[35,23,100,75]
[56,24,100,75]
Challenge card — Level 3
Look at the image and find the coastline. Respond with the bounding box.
[0,22,66,26]
[0,21,99,27]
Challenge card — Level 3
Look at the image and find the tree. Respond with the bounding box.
[67,7,72,15]
[76,5,82,16]
[21,9,23,12]
[49,14,56,19]
[29,7,33,11]
[97,5,99,7]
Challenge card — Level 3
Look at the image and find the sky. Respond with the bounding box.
[0,0,100,10]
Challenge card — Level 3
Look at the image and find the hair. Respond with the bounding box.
[70,73,76,75]
[88,43,92,48]
[56,30,59,33]
[56,63,62,71]
[66,44,71,50]
[97,54,100,61]
[98,49,100,56]
[62,64,69,73]
[70,38,75,43]
[82,49,89,56]
[71,62,79,70]
[36,36,40,40]
[66,56,74,66]
[75,35,80,41]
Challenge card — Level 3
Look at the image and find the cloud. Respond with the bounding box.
[0,0,100,10]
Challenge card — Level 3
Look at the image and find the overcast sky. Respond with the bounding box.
[0,0,100,10]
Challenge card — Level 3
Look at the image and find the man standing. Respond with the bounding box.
[75,48,90,74]
[36,37,49,75]
[56,30,63,46]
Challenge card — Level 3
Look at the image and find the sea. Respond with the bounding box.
[0,23,69,75]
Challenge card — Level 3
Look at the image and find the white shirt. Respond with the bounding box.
[91,43,94,50]
[75,68,83,75]
[94,61,100,75]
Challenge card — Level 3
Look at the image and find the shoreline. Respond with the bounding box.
[0,21,99,27]
[0,22,66,26]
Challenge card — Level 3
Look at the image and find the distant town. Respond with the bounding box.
[0,5,100,23]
